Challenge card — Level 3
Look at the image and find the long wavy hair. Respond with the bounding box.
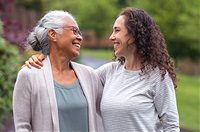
[117,7,177,88]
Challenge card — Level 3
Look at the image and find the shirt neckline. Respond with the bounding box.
[54,79,79,89]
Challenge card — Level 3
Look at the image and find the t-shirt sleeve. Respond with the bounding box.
[96,62,118,87]
[96,63,110,86]
[154,72,180,131]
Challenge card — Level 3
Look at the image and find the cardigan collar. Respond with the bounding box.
[42,56,94,132]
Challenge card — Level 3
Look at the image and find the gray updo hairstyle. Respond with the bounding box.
[27,10,76,55]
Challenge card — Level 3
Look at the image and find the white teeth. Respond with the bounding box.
[114,44,118,49]
[113,44,119,50]
[74,44,80,48]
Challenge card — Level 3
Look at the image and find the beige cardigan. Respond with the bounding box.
[13,56,103,132]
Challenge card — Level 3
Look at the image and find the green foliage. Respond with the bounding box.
[115,0,129,8]
[12,0,200,60]
[0,35,21,120]
[176,73,200,131]
[128,0,200,61]
[43,0,118,37]
[78,0,118,37]
[16,0,43,11]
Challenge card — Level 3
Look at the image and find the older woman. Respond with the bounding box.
[13,10,102,132]
[23,7,180,132]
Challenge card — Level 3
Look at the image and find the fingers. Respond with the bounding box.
[21,57,42,69]
[21,60,32,69]
[28,57,42,69]
[32,55,43,67]
[38,54,45,61]
[21,53,45,69]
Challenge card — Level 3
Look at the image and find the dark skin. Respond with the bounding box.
[25,18,83,85]
[48,28,77,85]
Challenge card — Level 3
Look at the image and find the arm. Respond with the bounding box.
[95,63,108,114]
[95,62,117,114]
[94,71,103,116]
[154,72,180,132]
[13,68,32,131]
[95,62,111,87]
[95,62,118,111]
[91,70,104,132]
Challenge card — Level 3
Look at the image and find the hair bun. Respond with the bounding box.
[27,31,42,51]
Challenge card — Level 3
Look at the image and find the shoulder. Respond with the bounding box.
[15,67,35,90]
[17,67,35,77]
[17,66,43,80]
[101,61,119,68]
[149,67,162,80]
[97,61,120,71]
[71,61,94,71]
[150,67,171,81]
[16,67,29,80]
[149,67,174,88]
[95,61,121,82]
[71,61,97,77]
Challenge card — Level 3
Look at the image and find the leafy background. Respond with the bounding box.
[0,0,199,131]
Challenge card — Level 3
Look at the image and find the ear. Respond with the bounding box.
[48,29,57,42]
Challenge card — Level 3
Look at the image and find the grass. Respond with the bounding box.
[176,73,200,132]
[81,48,200,131]
[80,48,113,60]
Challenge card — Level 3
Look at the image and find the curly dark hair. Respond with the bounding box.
[118,7,177,88]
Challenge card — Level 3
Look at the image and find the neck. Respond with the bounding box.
[49,52,72,72]
[49,42,74,72]
[124,54,141,71]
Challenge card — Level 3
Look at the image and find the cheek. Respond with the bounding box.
[114,33,122,42]
[63,37,73,44]
[117,32,127,39]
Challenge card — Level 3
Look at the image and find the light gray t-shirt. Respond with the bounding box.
[96,62,179,132]
[54,80,89,132]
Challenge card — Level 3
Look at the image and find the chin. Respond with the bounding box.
[114,51,120,57]
[73,51,80,57]
[71,54,79,60]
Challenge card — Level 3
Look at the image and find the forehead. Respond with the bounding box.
[113,15,126,28]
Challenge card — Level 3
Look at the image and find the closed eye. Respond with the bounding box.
[72,27,82,36]
[113,27,120,33]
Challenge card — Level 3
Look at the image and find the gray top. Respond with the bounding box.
[96,61,179,132]
[54,80,89,132]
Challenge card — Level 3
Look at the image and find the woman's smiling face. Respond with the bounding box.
[109,15,133,58]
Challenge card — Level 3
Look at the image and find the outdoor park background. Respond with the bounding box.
[0,0,199,131]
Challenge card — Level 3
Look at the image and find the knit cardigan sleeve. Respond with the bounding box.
[13,68,32,131]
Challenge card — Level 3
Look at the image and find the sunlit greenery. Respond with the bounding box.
[176,74,200,132]
[129,0,200,61]
[15,0,200,60]
[0,36,21,121]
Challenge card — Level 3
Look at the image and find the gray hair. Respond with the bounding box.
[27,10,76,55]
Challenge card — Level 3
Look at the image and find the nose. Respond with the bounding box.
[109,32,115,41]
